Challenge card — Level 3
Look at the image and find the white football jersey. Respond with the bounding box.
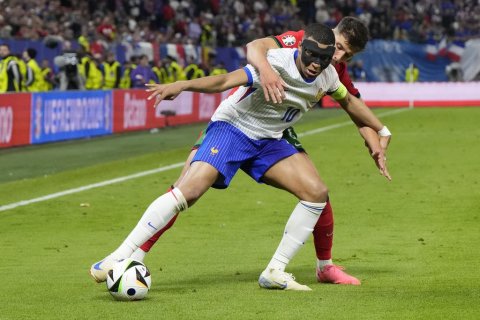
[211,48,342,140]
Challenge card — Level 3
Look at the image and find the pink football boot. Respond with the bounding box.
[316,265,361,285]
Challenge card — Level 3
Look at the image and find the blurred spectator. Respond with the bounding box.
[164,55,185,82]
[119,57,137,89]
[183,56,205,80]
[350,60,367,82]
[53,50,84,90]
[0,43,21,92]
[130,54,158,88]
[40,59,55,91]
[405,63,419,82]
[102,52,121,89]
[445,62,462,82]
[209,62,228,76]
[97,15,116,42]
[152,59,169,84]
[23,48,45,92]
[14,53,27,91]
[79,49,103,90]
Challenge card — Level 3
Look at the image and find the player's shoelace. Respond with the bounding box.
[279,272,295,282]
[330,265,346,271]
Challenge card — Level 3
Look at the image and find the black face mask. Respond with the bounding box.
[300,39,335,70]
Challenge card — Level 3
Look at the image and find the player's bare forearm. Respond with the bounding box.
[246,37,286,103]
[337,93,392,180]
[146,69,248,105]
[359,126,382,154]
[339,94,384,131]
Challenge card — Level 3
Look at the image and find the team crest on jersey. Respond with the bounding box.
[281,35,296,47]
[315,89,326,101]
[210,147,219,155]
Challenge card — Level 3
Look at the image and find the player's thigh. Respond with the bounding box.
[263,153,328,202]
[174,129,206,186]
[176,161,219,205]
[174,149,198,187]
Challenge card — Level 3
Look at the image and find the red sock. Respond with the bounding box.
[140,186,178,253]
[139,213,178,252]
[313,200,334,260]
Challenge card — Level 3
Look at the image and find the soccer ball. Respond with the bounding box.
[106,258,151,301]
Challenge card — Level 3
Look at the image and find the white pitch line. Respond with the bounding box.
[0,108,409,212]
[0,163,185,212]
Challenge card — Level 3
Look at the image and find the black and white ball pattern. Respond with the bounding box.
[106,258,151,301]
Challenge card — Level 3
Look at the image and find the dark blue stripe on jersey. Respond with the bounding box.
[243,66,253,86]
[237,86,257,103]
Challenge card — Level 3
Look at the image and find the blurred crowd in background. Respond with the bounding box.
[0,0,479,92]
[1,0,478,47]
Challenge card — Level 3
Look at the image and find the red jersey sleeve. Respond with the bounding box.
[334,62,361,98]
[271,30,305,49]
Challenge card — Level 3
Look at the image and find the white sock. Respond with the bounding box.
[317,259,333,271]
[130,248,147,262]
[267,201,326,271]
[110,188,187,260]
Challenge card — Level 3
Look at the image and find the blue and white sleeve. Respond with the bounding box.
[242,64,260,87]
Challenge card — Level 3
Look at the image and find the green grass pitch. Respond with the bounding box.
[0,107,479,319]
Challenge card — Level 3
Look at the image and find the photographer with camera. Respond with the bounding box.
[54,50,85,90]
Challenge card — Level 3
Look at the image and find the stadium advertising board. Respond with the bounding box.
[155,92,222,126]
[113,90,222,132]
[31,91,113,144]
[322,82,480,108]
[0,93,31,148]
[113,90,166,132]
[198,92,222,121]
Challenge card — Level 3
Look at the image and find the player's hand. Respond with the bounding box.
[260,66,287,104]
[370,148,392,181]
[146,82,184,107]
[378,134,391,179]
[379,134,391,155]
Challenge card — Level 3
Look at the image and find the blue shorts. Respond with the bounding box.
[192,121,298,189]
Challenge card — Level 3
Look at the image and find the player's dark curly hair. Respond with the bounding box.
[336,17,370,52]
[304,23,335,46]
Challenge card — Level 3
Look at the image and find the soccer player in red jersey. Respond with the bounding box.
[132,17,391,285]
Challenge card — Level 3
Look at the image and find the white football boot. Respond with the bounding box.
[258,268,312,291]
[90,256,121,283]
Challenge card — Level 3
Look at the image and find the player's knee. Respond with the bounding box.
[300,181,328,203]
[183,190,202,206]
[312,184,329,203]
[179,187,206,207]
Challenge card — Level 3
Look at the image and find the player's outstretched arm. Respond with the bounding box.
[338,93,384,131]
[336,92,392,180]
[246,37,287,103]
[146,69,248,107]
[340,94,392,163]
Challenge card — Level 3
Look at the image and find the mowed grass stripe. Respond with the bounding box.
[0,109,408,213]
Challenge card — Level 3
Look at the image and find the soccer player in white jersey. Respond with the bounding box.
[91,23,390,290]
[131,17,390,287]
